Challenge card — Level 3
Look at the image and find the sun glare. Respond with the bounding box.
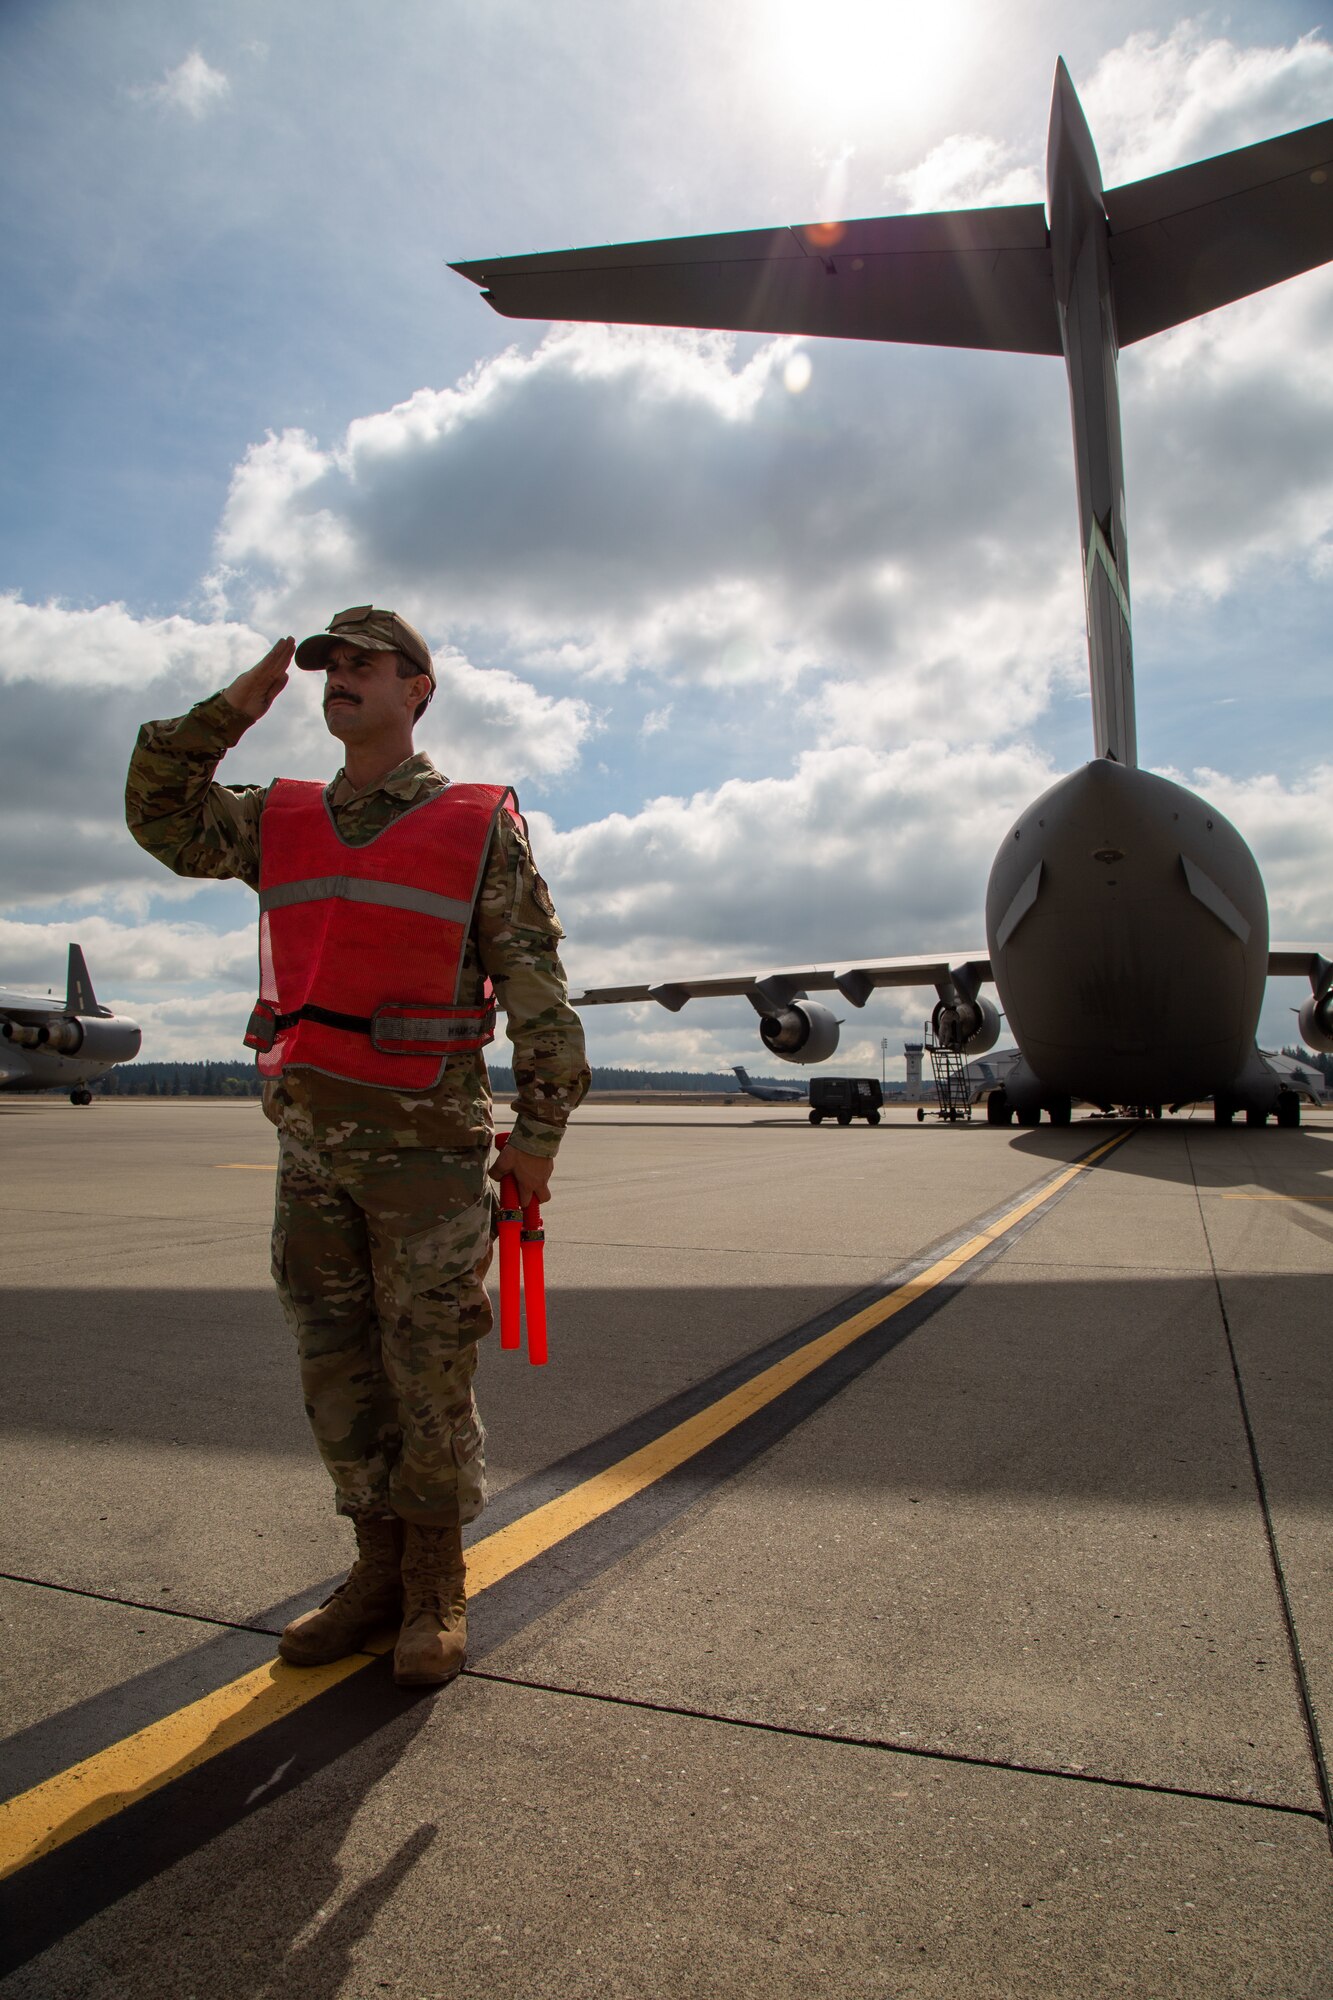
[761,0,980,140]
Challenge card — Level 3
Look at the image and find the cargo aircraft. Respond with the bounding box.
[454,62,1333,1126]
[731,1064,807,1103]
[1,944,141,1103]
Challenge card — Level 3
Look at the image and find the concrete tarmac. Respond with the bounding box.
[1,1096,1330,1997]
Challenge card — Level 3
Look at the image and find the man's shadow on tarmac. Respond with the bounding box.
[0,1649,446,1994]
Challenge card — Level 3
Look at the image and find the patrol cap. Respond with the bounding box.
[294,606,435,687]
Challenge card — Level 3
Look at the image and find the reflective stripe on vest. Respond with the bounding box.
[258,876,473,925]
[247,776,517,1089]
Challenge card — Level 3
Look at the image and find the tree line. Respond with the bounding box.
[92,1061,775,1096]
[1280,1044,1333,1080]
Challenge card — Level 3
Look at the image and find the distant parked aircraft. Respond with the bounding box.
[455,60,1333,1128]
[0,945,141,1104]
[731,1064,806,1103]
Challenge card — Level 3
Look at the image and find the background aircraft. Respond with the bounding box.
[0,944,141,1104]
[731,1064,807,1104]
[454,60,1333,1128]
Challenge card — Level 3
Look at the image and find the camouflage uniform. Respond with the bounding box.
[126,690,589,1525]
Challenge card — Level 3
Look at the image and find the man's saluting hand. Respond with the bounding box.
[225,637,296,720]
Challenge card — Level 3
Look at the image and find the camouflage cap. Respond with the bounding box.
[294,606,435,686]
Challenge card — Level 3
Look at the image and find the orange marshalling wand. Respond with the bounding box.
[494,1133,522,1350]
[520,1195,548,1365]
[493,1133,549,1364]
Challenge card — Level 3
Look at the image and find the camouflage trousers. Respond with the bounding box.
[271,1133,494,1526]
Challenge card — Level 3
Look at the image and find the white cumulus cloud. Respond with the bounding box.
[0,595,596,918]
[132,50,231,120]
[1083,23,1333,186]
[887,133,1043,213]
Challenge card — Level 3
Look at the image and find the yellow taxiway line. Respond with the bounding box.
[1,1127,1132,1882]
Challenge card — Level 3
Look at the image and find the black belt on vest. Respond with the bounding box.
[245,997,496,1056]
[275,1003,368,1035]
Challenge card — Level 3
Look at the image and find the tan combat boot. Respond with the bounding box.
[393,1519,467,1688]
[278,1515,404,1667]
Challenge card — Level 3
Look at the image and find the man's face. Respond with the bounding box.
[321,642,430,744]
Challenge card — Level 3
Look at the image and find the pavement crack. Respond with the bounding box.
[1185,1132,1333,1855]
[0,1569,279,1639]
[462,1666,1328,1825]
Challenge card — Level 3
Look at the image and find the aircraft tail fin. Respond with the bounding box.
[732,1065,750,1082]
[66,944,111,1018]
[1107,116,1333,346]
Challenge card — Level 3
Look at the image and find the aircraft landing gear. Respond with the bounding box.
[986,1091,1013,1126]
[70,1089,93,1107]
[1213,1097,1235,1125]
[1276,1092,1301,1129]
[1047,1096,1073,1126]
[1245,1106,1269,1127]
[1016,1104,1042,1128]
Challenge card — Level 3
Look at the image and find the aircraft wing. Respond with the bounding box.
[1106,117,1333,345]
[573,954,991,1012]
[453,207,1061,356]
[1268,946,1332,990]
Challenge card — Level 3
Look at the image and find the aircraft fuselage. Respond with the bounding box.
[986,760,1268,1110]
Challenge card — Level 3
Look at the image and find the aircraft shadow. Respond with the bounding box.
[1005,1117,1333,1190]
[3,1265,1331,1504]
[2,1247,1330,1983]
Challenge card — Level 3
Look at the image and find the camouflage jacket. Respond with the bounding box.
[125,691,589,1158]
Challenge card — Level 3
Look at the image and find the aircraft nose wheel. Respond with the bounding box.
[70,1089,93,1107]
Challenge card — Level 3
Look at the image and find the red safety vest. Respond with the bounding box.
[244,777,518,1089]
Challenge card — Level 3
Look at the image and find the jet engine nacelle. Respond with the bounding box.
[2,1016,141,1061]
[759,1000,840,1066]
[3,1021,49,1049]
[931,994,1001,1057]
[1297,992,1333,1055]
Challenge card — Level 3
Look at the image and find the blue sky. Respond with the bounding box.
[1,0,1330,1075]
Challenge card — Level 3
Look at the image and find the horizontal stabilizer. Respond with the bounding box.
[453,206,1061,356]
[454,115,1332,359]
[1107,116,1333,344]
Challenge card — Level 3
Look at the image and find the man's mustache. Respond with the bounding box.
[324,690,362,708]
